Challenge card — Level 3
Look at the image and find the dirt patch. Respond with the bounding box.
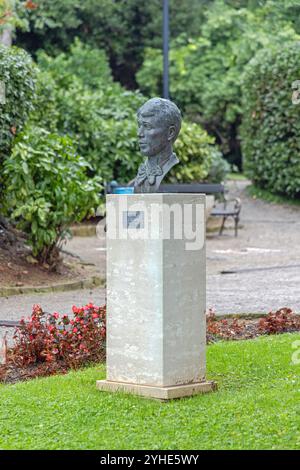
[0,354,106,385]
[0,245,100,289]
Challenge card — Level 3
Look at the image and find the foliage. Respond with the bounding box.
[169,121,230,183]
[1,334,300,449]
[28,41,143,182]
[205,148,232,183]
[241,42,300,198]
[3,303,299,384]
[258,308,300,335]
[206,308,300,343]
[31,42,226,185]
[31,73,144,183]
[2,126,102,265]
[247,185,300,207]
[36,38,112,89]
[16,0,212,87]
[10,303,106,369]
[0,0,32,37]
[0,44,37,163]
[137,1,299,166]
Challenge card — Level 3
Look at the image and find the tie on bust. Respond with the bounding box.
[135,162,163,186]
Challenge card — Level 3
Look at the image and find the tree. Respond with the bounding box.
[15,0,212,87]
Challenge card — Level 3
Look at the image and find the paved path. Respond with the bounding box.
[0,288,106,322]
[0,180,299,322]
[206,180,300,314]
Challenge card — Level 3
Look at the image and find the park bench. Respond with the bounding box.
[106,182,241,237]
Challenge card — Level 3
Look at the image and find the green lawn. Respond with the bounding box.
[1,333,300,450]
[227,172,248,181]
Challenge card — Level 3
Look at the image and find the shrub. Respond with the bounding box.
[0,45,37,162]
[168,121,229,183]
[31,42,226,185]
[11,303,106,369]
[241,42,300,198]
[30,43,145,183]
[206,307,300,343]
[258,308,300,335]
[36,38,113,90]
[2,126,102,266]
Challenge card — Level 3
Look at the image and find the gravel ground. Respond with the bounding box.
[0,180,299,330]
[206,180,300,314]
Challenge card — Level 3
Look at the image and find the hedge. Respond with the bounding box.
[241,42,300,198]
[0,45,37,163]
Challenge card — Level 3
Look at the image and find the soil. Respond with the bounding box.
[0,215,103,288]
[0,354,106,385]
[0,245,99,288]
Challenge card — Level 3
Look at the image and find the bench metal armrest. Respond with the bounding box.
[217,196,241,214]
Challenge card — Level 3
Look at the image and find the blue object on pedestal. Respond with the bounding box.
[113,187,134,194]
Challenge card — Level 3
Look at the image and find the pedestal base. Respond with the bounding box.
[96,379,217,401]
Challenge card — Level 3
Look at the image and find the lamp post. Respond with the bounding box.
[163,0,169,99]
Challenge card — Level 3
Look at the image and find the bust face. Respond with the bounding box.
[137,109,171,158]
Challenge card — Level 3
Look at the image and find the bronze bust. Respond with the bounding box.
[134,97,182,193]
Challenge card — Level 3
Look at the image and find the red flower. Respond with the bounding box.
[32,304,43,315]
[25,1,38,10]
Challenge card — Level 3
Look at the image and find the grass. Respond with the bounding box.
[0,333,300,450]
[247,184,300,207]
[227,172,248,181]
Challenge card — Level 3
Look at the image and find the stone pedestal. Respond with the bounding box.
[96,193,216,399]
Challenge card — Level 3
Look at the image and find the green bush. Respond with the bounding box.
[241,42,300,199]
[32,73,227,185]
[168,121,229,183]
[0,45,37,162]
[30,42,145,182]
[2,126,102,266]
[36,38,113,89]
[30,40,227,186]
[31,76,145,182]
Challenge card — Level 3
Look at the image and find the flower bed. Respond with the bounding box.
[0,303,106,383]
[206,307,300,343]
[1,305,299,384]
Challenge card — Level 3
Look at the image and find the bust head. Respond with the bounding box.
[137,97,182,158]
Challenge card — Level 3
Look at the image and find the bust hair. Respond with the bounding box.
[137,97,182,143]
